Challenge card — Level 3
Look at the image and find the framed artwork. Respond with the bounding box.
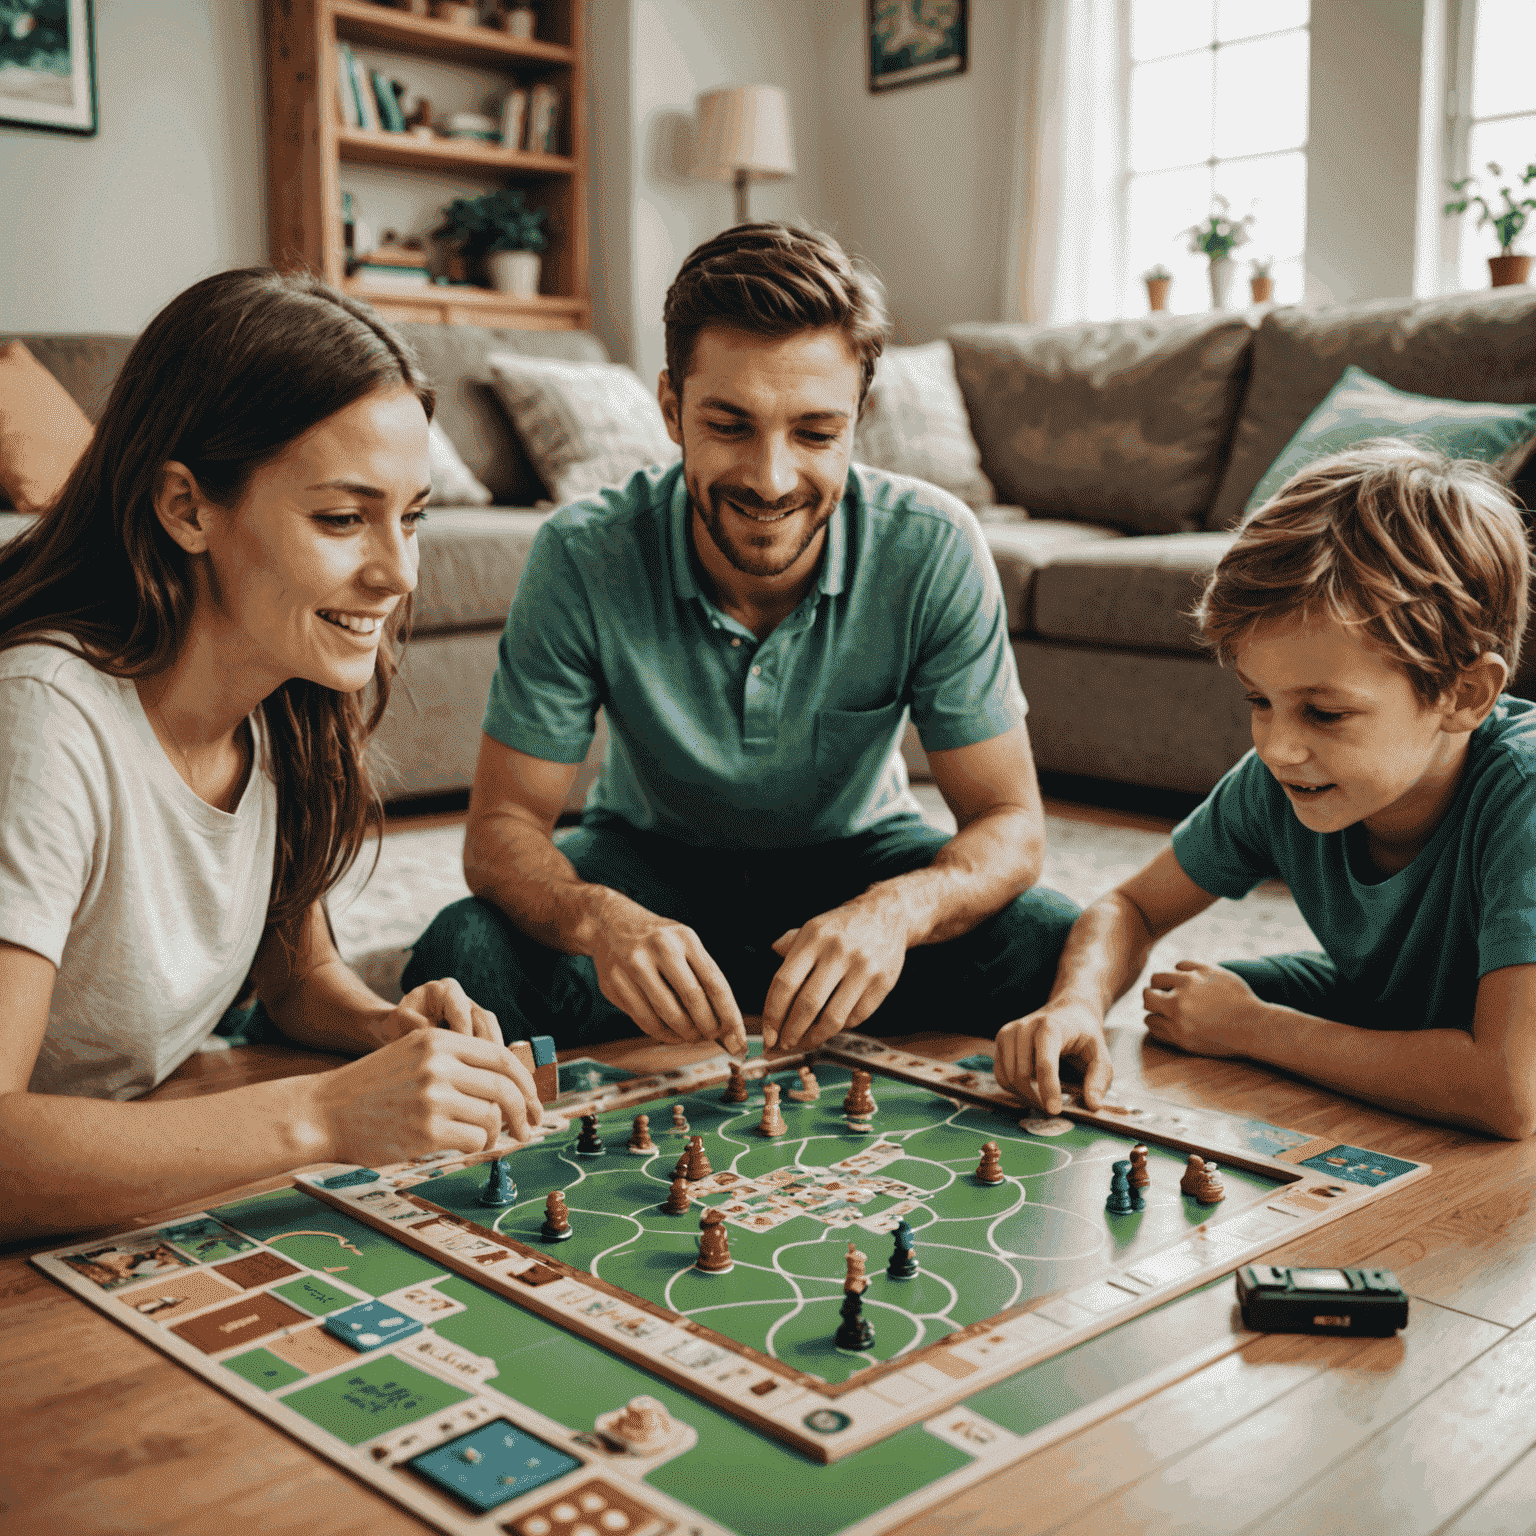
[868,0,967,94]
[0,0,97,136]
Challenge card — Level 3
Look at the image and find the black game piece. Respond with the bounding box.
[1106,1159,1136,1215]
[575,1114,604,1157]
[835,1287,875,1351]
[477,1157,516,1208]
[886,1219,918,1280]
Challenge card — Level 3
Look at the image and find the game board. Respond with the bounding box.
[35,1041,1429,1536]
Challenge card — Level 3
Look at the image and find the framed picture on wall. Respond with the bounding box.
[0,0,98,136]
[868,0,967,94]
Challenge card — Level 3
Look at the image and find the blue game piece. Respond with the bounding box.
[887,1218,919,1279]
[1106,1159,1137,1215]
[319,1167,379,1189]
[478,1157,516,1208]
[528,1035,556,1068]
[322,1299,424,1352]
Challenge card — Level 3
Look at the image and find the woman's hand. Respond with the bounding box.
[994,999,1114,1113]
[369,976,503,1046]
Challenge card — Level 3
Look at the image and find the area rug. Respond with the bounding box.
[325,786,1317,1033]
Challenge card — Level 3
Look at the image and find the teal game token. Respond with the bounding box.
[407,1420,581,1513]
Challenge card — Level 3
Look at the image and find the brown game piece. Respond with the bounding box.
[1194,1160,1225,1204]
[627,1114,655,1154]
[843,1241,869,1294]
[672,1149,690,1181]
[1179,1153,1207,1197]
[661,1177,690,1215]
[1129,1144,1150,1190]
[757,1082,787,1137]
[842,1069,877,1119]
[787,1064,821,1103]
[540,1191,572,1241]
[695,1208,733,1272]
[595,1394,677,1456]
[975,1141,1005,1185]
[684,1134,713,1182]
[722,1061,749,1104]
[671,1104,690,1135]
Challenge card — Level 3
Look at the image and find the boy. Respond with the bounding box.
[995,441,1536,1138]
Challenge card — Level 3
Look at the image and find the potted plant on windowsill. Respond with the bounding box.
[1445,161,1536,287]
[433,188,550,298]
[1183,196,1255,310]
[1143,264,1172,312]
[1249,256,1274,304]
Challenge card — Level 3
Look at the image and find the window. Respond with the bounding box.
[1123,0,1310,316]
[1451,0,1536,291]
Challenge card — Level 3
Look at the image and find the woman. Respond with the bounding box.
[0,269,540,1240]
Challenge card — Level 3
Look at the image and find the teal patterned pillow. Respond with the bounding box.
[1244,365,1536,519]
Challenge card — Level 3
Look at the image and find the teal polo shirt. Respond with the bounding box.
[1171,697,1536,1031]
[482,460,1026,849]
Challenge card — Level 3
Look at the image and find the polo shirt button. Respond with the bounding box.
[731,638,741,647]
[751,665,762,676]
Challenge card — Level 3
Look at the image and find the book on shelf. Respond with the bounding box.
[344,47,381,131]
[526,83,561,154]
[370,70,406,133]
[500,88,528,152]
[335,44,360,128]
[350,265,432,290]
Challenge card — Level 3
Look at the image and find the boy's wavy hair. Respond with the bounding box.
[1196,440,1531,702]
[662,222,890,408]
[0,267,433,935]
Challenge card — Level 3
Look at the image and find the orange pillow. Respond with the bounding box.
[0,340,94,513]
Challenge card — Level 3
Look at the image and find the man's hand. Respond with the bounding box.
[1141,960,1262,1057]
[993,999,1113,1113]
[761,895,908,1051]
[590,895,747,1055]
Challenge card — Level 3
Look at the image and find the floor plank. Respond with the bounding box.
[1439,1440,1536,1535]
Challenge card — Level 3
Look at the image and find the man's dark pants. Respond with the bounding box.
[403,813,1081,1051]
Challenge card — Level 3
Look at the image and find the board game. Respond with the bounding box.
[35,1039,1429,1536]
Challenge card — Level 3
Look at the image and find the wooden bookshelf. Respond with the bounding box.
[264,0,590,331]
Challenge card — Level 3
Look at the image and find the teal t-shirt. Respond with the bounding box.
[482,460,1027,849]
[1171,697,1536,1032]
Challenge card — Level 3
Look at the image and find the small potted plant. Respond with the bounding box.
[1444,161,1536,287]
[1249,256,1274,304]
[1143,264,1172,312]
[434,187,550,297]
[1182,195,1255,310]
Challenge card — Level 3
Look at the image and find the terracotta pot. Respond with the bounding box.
[1489,254,1533,287]
[1145,277,1171,312]
[1250,276,1274,303]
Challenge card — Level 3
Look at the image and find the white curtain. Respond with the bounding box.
[1001,0,1128,325]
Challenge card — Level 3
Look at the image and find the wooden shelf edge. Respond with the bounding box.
[344,278,583,309]
[337,125,574,176]
[330,0,574,67]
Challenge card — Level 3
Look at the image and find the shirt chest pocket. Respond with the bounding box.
[814,700,907,789]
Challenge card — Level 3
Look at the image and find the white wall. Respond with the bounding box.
[0,0,267,334]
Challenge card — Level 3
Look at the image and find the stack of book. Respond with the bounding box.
[526,83,561,154]
[349,243,431,290]
[334,42,408,133]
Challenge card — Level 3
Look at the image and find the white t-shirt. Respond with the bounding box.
[0,643,278,1099]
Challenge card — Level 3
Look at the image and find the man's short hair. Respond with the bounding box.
[1196,440,1532,701]
[662,222,890,407]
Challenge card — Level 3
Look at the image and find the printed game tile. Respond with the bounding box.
[280,1355,473,1446]
[266,1323,358,1375]
[170,1291,312,1354]
[115,1269,244,1322]
[1298,1144,1420,1186]
[323,1298,426,1352]
[59,1235,193,1291]
[405,1418,582,1514]
[273,1273,364,1317]
[505,1477,668,1536]
[213,1250,302,1289]
[155,1216,259,1263]
[224,1345,308,1392]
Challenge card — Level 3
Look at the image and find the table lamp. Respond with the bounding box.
[692,85,796,225]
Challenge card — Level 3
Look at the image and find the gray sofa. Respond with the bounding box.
[7,284,1536,804]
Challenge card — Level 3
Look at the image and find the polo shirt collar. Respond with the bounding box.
[667,463,855,604]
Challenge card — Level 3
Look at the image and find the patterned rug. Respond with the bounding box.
[328,785,1317,1031]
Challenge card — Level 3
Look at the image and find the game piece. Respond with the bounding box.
[1106,1159,1137,1215]
[575,1114,605,1157]
[787,1064,821,1102]
[1194,1160,1226,1204]
[844,1241,869,1294]
[722,1061,749,1104]
[684,1134,713,1181]
[975,1141,1005,1185]
[757,1082,787,1137]
[695,1208,733,1273]
[671,1149,690,1181]
[595,1395,678,1456]
[835,1288,875,1351]
[886,1219,918,1280]
[477,1157,516,1208]
[1129,1143,1150,1195]
[1179,1153,1208,1196]
[842,1069,877,1119]
[627,1114,655,1154]
[671,1103,690,1135]
[661,1177,691,1215]
[541,1191,572,1241]
[508,1034,559,1103]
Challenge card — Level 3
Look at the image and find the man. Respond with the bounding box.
[405,223,1077,1057]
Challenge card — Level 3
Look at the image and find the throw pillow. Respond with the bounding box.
[853,340,995,509]
[485,353,679,505]
[1243,364,1536,518]
[427,418,493,506]
[0,341,94,513]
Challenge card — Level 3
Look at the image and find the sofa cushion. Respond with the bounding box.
[428,419,493,506]
[395,324,609,507]
[1207,289,1536,528]
[0,341,95,513]
[946,314,1253,534]
[983,519,1124,635]
[1032,532,1236,654]
[0,333,135,423]
[410,508,549,633]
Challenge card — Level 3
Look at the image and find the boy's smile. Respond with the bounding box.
[1235,616,1483,872]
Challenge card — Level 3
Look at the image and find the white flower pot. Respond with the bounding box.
[1207,256,1237,310]
[487,250,541,299]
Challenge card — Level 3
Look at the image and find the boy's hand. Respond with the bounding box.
[994,999,1114,1114]
[1141,960,1261,1057]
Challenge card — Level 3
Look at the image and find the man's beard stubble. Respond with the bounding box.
[685,465,837,580]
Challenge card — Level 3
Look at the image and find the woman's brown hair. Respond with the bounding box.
[0,267,434,933]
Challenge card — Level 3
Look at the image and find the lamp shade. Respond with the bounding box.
[692,85,796,183]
